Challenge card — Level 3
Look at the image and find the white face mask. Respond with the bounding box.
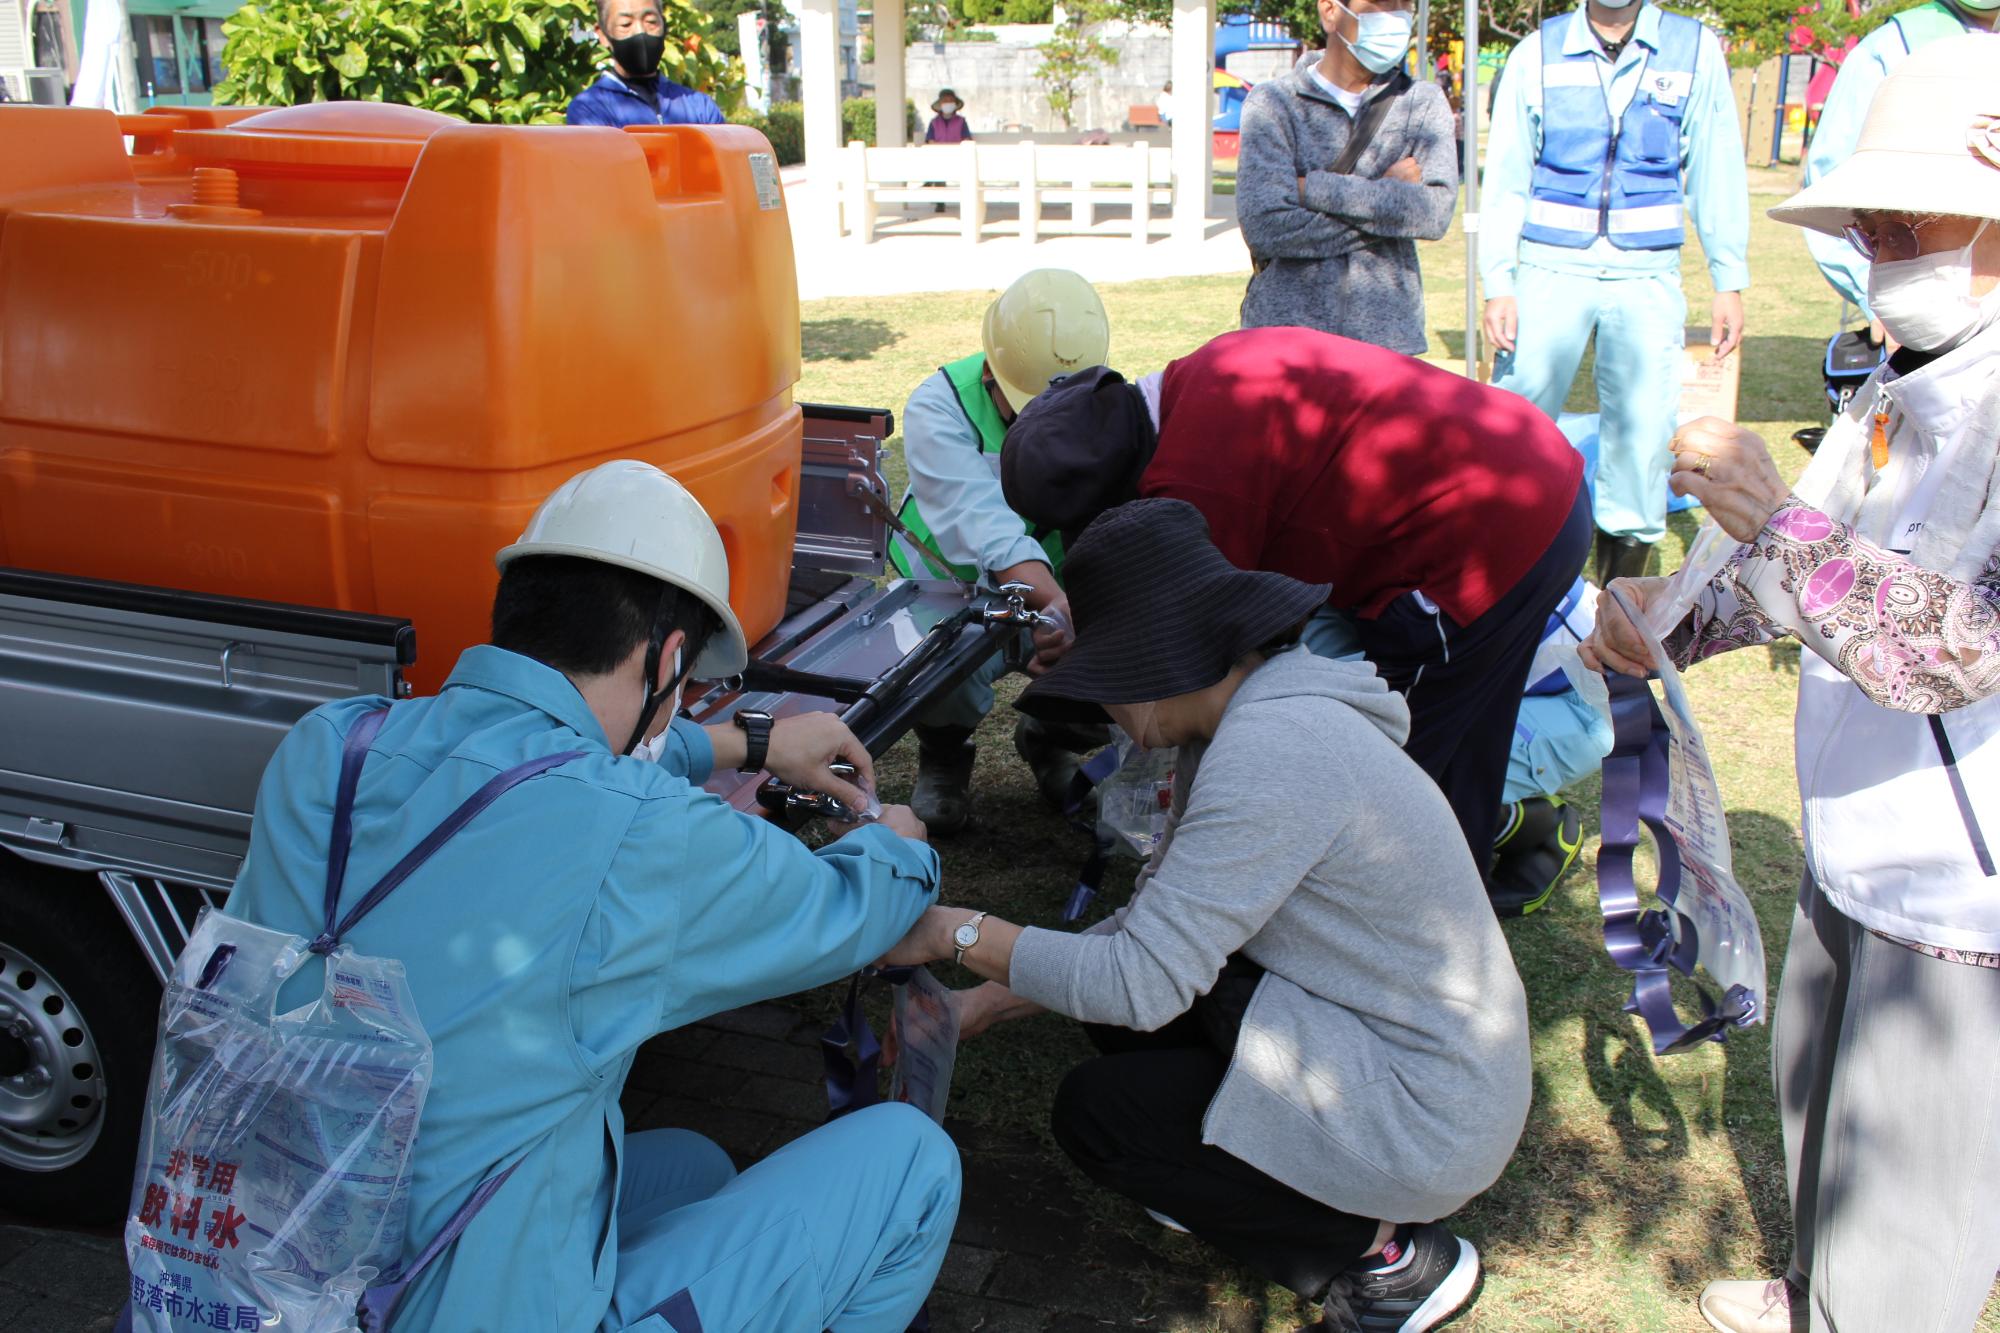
[1331,0,1414,74]
[939,101,958,115]
[1868,219,1999,354]
[629,647,684,763]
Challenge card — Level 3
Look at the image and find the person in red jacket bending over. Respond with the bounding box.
[1001,326,1589,919]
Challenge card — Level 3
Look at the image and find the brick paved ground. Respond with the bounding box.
[4,1003,1285,1333]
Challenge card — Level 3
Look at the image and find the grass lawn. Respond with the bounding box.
[794,185,1999,1331]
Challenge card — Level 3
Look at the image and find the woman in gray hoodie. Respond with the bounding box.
[882,498,1532,1333]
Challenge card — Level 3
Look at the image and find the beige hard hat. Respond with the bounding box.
[1769,35,2000,236]
[981,269,1111,414]
[496,459,750,678]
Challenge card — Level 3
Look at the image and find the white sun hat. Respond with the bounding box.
[497,460,750,679]
[1768,34,2000,237]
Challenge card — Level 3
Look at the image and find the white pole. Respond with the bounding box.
[1461,0,1479,379]
[801,0,843,235]
[875,0,905,145]
[1169,0,1215,245]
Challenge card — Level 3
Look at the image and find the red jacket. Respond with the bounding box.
[1144,328,1584,625]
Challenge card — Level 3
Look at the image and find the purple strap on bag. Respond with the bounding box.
[1597,673,1751,1055]
[818,967,931,1333]
[315,707,584,1330]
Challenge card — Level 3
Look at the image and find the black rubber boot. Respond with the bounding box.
[1013,716,1111,812]
[1489,796,1585,918]
[911,725,975,836]
[1594,531,1655,587]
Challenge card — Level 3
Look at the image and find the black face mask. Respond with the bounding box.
[610,30,667,78]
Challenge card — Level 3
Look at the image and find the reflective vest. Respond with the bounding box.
[888,352,1066,582]
[1521,7,1705,251]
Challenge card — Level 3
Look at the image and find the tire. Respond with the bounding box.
[0,855,160,1224]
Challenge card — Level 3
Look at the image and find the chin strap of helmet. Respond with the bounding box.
[621,584,694,756]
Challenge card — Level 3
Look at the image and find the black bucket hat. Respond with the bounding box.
[1017,498,1331,724]
[1000,366,1156,552]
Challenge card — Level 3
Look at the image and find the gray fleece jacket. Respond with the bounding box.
[1008,648,1531,1224]
[1235,55,1459,354]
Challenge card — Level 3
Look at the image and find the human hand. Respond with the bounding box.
[1026,595,1075,677]
[876,904,960,969]
[1710,291,1745,362]
[1483,296,1518,353]
[875,805,927,842]
[1670,417,1790,543]
[954,981,1018,1040]
[1578,576,1671,679]
[1384,156,1422,183]
[763,712,875,811]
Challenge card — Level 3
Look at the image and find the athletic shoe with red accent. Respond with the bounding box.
[1310,1223,1481,1332]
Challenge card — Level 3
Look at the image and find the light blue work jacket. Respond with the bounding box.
[223,644,940,1333]
[1482,3,1750,298]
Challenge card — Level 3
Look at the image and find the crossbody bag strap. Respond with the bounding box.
[1327,70,1410,176]
[321,707,392,944]
[310,746,585,955]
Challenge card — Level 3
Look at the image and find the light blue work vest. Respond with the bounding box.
[1522,8,1705,251]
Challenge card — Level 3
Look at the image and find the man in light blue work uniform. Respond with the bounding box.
[1481,0,1749,586]
[1799,0,1996,319]
[891,268,1109,833]
[224,460,958,1332]
[567,0,726,127]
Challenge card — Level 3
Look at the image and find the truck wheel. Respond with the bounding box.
[0,858,159,1224]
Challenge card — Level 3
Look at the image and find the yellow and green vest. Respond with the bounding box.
[889,352,1067,582]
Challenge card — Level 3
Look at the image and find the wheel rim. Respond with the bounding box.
[0,942,109,1171]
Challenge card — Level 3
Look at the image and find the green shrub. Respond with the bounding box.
[730,99,804,163]
[215,0,742,125]
[840,96,920,145]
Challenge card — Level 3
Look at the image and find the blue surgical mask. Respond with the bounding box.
[1333,0,1414,74]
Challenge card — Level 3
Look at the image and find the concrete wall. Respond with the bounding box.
[897,22,1174,134]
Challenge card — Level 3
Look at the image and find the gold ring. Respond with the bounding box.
[1693,453,1714,477]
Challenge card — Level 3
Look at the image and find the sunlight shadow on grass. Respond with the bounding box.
[804,316,902,363]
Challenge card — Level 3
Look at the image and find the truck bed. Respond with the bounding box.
[0,404,1016,983]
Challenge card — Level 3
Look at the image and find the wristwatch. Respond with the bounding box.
[952,911,989,967]
[733,709,774,773]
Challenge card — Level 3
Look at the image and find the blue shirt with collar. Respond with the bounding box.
[223,643,938,1332]
[566,69,726,126]
[1481,2,1750,296]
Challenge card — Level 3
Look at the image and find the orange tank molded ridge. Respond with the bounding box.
[0,103,801,694]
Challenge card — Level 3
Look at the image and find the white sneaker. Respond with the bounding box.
[1699,1276,1805,1333]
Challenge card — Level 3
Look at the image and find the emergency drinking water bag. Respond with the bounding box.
[121,707,579,1331]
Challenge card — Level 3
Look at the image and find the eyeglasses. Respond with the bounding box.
[1843,212,1946,262]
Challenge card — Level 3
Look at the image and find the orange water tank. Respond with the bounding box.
[0,103,801,693]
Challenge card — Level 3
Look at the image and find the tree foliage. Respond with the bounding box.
[215,0,743,124]
[1035,0,1119,128]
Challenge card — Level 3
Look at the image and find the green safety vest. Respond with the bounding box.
[889,352,1067,583]
[1892,0,1966,49]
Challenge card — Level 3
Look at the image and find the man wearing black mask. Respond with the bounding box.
[567,0,726,127]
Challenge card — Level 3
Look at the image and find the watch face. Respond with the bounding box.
[953,922,979,949]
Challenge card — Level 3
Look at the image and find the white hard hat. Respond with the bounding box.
[1769,35,2000,235]
[981,269,1111,414]
[497,460,750,678]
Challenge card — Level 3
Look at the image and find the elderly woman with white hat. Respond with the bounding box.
[1584,36,2000,1333]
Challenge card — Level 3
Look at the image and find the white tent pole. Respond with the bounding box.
[1461,0,1479,379]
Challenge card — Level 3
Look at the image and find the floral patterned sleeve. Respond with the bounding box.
[1667,498,2000,713]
